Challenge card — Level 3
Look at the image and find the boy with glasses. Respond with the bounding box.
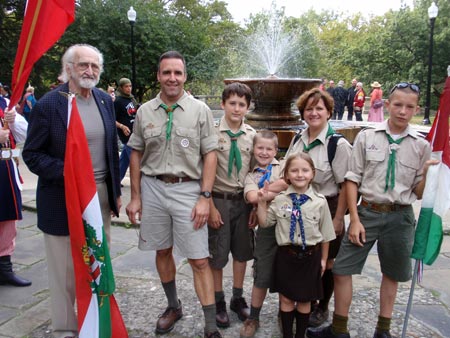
[307,83,438,338]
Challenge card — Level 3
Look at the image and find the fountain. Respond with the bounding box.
[224,4,361,149]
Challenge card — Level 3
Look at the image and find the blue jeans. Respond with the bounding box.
[119,144,132,182]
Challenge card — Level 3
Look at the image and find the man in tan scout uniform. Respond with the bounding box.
[207,83,256,328]
[126,51,221,338]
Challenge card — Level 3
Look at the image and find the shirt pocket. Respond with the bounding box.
[173,126,200,158]
[365,149,385,173]
[397,156,419,188]
[302,209,321,237]
[143,126,164,151]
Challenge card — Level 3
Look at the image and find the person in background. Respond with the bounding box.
[21,86,37,122]
[0,107,31,287]
[326,80,335,97]
[114,78,138,185]
[346,79,357,121]
[332,81,348,120]
[107,85,116,102]
[353,82,365,122]
[23,44,121,338]
[125,51,221,338]
[368,81,384,122]
[306,83,437,338]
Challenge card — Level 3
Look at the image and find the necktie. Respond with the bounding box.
[303,124,335,153]
[256,164,273,188]
[385,133,405,192]
[289,193,310,249]
[226,130,245,177]
[160,103,179,140]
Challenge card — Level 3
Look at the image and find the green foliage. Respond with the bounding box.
[1,0,450,112]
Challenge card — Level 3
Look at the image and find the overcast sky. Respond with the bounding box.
[224,0,416,24]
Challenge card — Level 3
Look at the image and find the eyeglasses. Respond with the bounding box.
[71,62,101,72]
[389,82,420,95]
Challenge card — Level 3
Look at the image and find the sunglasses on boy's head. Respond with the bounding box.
[390,82,420,95]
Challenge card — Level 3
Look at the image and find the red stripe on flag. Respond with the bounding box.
[9,0,75,109]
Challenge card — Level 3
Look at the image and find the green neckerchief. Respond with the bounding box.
[226,129,245,177]
[303,124,335,153]
[159,103,179,140]
[385,133,405,192]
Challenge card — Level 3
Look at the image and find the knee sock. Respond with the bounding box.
[215,291,225,304]
[319,269,334,310]
[233,287,243,299]
[295,311,310,338]
[279,310,295,338]
[161,280,179,308]
[202,304,217,333]
[331,312,349,335]
[376,315,391,333]
[249,305,262,321]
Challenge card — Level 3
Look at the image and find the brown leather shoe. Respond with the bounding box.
[155,300,183,334]
[230,296,250,321]
[204,330,222,338]
[240,318,260,337]
[216,299,230,328]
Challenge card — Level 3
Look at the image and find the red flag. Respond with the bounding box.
[64,95,128,337]
[9,0,75,109]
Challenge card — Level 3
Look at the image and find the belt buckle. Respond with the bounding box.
[0,148,12,160]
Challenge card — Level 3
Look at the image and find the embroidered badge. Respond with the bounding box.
[367,144,378,151]
[146,123,155,129]
[219,137,227,144]
[181,138,190,148]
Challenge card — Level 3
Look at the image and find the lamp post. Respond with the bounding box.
[127,6,137,96]
[423,1,438,125]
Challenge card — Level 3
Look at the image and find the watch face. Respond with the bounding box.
[201,191,211,198]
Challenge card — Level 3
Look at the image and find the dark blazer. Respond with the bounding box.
[23,83,121,236]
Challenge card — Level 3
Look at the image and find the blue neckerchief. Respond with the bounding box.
[289,193,309,249]
[256,164,273,188]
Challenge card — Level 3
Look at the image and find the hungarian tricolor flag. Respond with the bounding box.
[411,75,450,266]
[64,94,128,337]
[9,0,74,109]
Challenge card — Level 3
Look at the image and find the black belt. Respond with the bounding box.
[212,191,244,201]
[361,199,410,212]
[155,175,193,184]
[279,244,320,259]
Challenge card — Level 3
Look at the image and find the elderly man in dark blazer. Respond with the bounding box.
[23,44,121,338]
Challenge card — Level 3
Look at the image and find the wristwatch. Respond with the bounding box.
[200,191,212,198]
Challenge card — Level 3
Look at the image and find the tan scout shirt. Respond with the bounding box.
[262,186,335,247]
[284,124,352,197]
[128,92,218,179]
[213,117,256,193]
[345,120,431,204]
[244,159,281,200]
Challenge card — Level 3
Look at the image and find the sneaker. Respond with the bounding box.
[306,324,350,338]
[373,330,392,338]
[309,307,330,327]
[155,300,183,334]
[240,318,260,337]
[230,296,250,321]
[204,330,222,338]
[216,299,230,328]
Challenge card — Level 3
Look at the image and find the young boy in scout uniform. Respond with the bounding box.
[307,83,437,338]
[208,82,256,328]
[240,130,281,337]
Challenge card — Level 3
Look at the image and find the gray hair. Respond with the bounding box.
[356,82,363,87]
[60,44,104,82]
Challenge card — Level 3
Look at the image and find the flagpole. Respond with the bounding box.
[401,260,420,338]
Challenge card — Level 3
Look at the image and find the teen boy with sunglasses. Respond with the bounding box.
[307,83,438,338]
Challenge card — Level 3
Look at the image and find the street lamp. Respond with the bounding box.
[423,1,438,125]
[127,6,137,96]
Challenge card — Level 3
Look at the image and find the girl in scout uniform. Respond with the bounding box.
[284,87,352,327]
[257,153,335,338]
